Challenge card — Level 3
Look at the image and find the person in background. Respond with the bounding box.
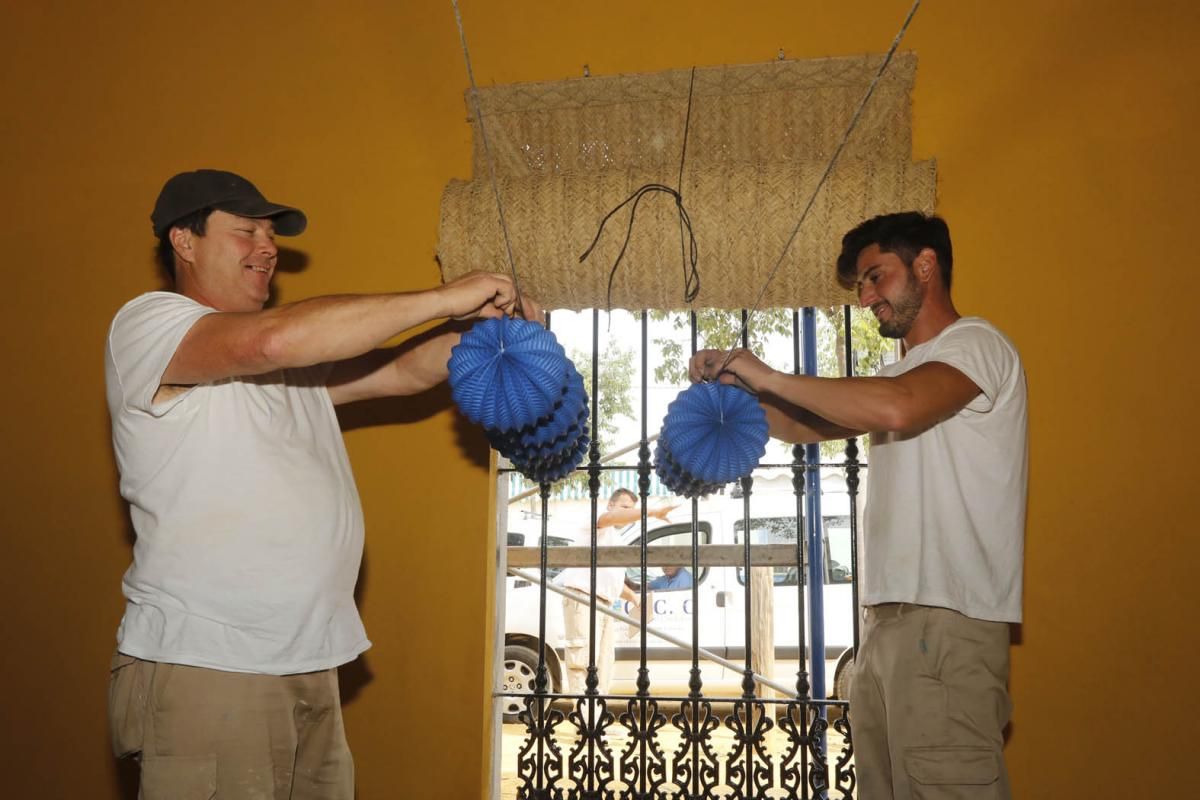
[647,565,692,591]
[557,488,676,695]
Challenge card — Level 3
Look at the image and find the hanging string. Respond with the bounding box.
[579,67,701,310]
[450,0,529,318]
[714,0,922,374]
[677,67,701,304]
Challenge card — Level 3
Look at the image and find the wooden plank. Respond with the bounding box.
[506,544,800,568]
[751,566,775,699]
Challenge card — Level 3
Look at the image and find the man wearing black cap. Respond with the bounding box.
[105,169,540,799]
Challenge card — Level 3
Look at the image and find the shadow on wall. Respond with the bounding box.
[337,383,489,472]
[333,320,491,474]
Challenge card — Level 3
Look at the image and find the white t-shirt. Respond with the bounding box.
[862,317,1027,623]
[105,292,370,674]
[557,524,628,603]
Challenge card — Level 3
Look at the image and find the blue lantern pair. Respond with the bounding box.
[654,382,769,498]
[449,315,590,483]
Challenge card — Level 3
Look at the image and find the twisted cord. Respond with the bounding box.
[716,0,922,373]
[450,0,529,318]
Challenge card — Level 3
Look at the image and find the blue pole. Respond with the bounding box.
[802,308,827,702]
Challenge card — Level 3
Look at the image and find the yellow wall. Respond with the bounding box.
[1,1,1196,797]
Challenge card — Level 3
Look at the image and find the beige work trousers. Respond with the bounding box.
[849,604,1012,800]
[562,595,616,695]
[108,652,354,800]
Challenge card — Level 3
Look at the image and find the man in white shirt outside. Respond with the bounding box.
[690,212,1027,800]
[557,488,677,696]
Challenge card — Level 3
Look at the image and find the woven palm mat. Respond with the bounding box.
[439,53,935,310]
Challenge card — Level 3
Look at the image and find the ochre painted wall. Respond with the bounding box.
[1,1,1197,797]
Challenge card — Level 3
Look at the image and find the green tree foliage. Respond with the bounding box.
[569,343,636,454]
[649,308,793,385]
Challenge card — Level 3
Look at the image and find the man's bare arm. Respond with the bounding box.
[596,503,677,530]
[160,272,535,390]
[324,323,466,405]
[757,393,863,444]
[691,348,980,441]
[756,363,980,436]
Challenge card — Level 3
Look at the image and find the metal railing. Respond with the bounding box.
[495,307,867,800]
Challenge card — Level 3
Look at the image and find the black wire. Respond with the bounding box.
[579,68,702,311]
[579,183,699,312]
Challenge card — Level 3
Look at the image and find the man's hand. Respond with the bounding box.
[436,271,545,324]
[689,348,774,393]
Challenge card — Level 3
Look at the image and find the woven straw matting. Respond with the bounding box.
[438,53,935,310]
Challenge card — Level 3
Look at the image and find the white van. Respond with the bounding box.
[500,470,859,721]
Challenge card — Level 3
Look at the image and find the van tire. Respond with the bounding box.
[501,645,542,724]
[832,647,855,701]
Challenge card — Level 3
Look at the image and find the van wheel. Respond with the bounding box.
[832,648,855,701]
[501,645,541,724]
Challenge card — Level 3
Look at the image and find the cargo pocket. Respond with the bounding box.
[140,755,217,800]
[905,746,1000,799]
[108,652,150,759]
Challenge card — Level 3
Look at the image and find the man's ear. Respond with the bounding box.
[915,247,938,283]
[169,227,195,265]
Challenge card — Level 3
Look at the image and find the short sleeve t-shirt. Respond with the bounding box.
[105,291,370,674]
[557,524,628,603]
[862,317,1028,623]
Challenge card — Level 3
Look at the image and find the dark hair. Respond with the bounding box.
[610,487,637,504]
[835,212,953,291]
[156,207,213,281]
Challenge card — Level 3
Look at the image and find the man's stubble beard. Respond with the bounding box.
[877,271,924,339]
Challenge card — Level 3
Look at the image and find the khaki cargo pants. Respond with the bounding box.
[108,653,354,799]
[850,604,1012,800]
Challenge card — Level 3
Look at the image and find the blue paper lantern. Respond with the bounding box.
[654,382,769,497]
[654,435,724,498]
[450,315,592,484]
[448,316,569,431]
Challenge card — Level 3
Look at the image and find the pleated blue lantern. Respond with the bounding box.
[449,315,591,484]
[654,435,724,499]
[448,316,569,432]
[515,368,588,452]
[654,382,769,497]
[509,431,591,483]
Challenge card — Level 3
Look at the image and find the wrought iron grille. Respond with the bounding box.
[495,307,870,800]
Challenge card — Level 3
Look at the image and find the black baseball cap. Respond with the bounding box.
[150,169,307,238]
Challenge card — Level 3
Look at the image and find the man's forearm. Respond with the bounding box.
[164,289,456,388]
[383,325,462,395]
[759,393,862,444]
[259,290,450,370]
[758,362,980,437]
[760,372,905,435]
[325,321,469,404]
